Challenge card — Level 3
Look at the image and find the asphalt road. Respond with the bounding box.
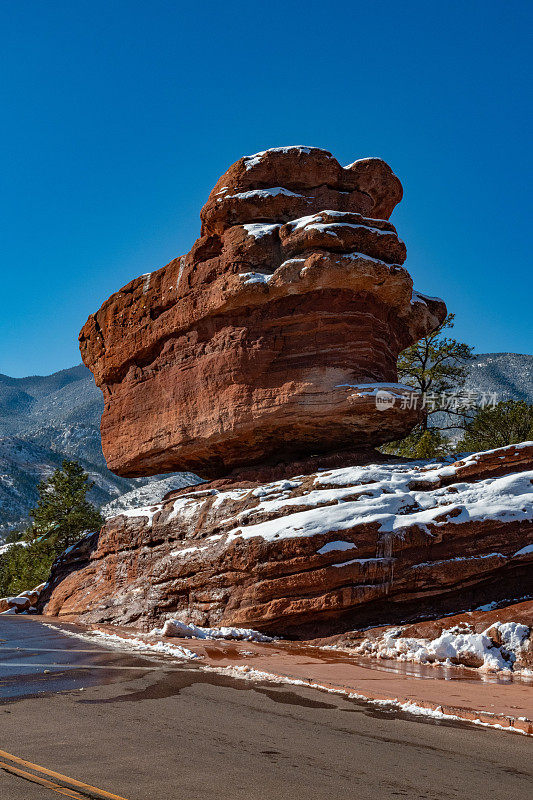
[0,616,531,800]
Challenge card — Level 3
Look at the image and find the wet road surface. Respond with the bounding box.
[1,616,532,799]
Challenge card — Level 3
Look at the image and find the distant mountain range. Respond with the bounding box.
[0,365,199,536]
[0,353,531,537]
[462,353,533,402]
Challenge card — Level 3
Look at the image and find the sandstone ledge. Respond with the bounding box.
[39,443,533,637]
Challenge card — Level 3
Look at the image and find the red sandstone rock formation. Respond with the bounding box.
[39,443,533,637]
[80,146,446,479]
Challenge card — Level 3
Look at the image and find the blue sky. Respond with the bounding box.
[1,0,531,378]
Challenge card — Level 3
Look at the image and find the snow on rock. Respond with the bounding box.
[1,582,46,614]
[101,473,202,519]
[411,290,445,306]
[242,222,280,239]
[221,462,532,543]
[82,147,432,481]
[515,544,533,557]
[224,187,304,201]
[317,540,357,555]
[239,272,273,285]
[40,443,533,636]
[243,146,324,170]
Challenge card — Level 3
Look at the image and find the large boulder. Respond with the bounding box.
[80,146,446,479]
[38,443,533,637]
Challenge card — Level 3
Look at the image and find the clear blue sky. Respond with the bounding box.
[1,0,531,378]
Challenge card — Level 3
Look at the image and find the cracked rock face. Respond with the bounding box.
[80,146,446,479]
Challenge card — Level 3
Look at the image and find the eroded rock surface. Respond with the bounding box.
[80,146,446,478]
[39,443,533,637]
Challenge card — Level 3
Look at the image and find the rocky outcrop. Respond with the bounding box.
[80,146,446,479]
[39,443,533,637]
[1,582,46,614]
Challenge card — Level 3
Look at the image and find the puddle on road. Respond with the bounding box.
[198,638,531,686]
[77,661,479,735]
[82,665,340,710]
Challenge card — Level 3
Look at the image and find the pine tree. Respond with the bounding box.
[0,460,104,596]
[386,428,449,460]
[30,460,104,552]
[397,313,474,428]
[0,536,55,598]
[457,400,533,452]
[383,314,474,458]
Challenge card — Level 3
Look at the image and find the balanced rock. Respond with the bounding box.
[80,146,446,478]
[39,443,533,637]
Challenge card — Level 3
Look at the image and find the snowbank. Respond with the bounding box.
[155,619,275,642]
[351,621,531,673]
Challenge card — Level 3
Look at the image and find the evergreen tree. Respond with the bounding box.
[457,400,533,452]
[397,313,474,429]
[0,536,55,598]
[385,428,449,460]
[30,460,104,552]
[384,314,474,459]
[0,460,104,597]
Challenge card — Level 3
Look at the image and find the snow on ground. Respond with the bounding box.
[349,622,531,674]
[154,620,275,642]
[90,630,200,660]
[47,624,530,735]
[41,624,200,661]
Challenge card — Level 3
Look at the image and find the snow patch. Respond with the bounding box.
[316,540,357,555]
[224,187,304,201]
[239,272,273,285]
[242,223,280,239]
[156,620,275,642]
[243,146,325,169]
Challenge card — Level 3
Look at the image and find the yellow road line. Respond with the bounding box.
[0,759,85,798]
[0,749,130,800]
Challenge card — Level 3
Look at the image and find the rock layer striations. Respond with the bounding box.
[80,146,446,478]
[39,443,533,636]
